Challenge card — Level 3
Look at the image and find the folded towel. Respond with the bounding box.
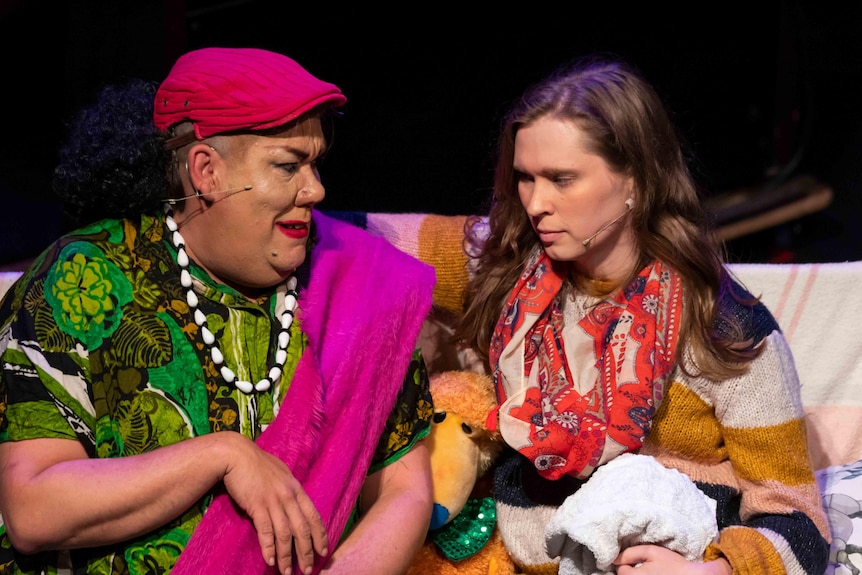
[545,453,718,575]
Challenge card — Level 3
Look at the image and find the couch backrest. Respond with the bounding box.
[728,262,862,470]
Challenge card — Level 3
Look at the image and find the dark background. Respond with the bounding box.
[1,1,860,266]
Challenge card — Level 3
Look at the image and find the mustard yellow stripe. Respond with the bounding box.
[704,527,785,574]
[648,382,726,460]
[723,418,812,485]
[418,215,470,314]
[650,381,814,486]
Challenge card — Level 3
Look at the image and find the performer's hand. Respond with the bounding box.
[614,544,731,575]
[221,432,329,575]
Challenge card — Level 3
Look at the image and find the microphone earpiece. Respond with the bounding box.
[166,185,254,205]
[581,198,635,248]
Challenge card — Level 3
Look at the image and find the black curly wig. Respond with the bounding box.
[52,78,171,230]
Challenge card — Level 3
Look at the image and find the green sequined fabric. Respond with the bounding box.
[431,496,497,561]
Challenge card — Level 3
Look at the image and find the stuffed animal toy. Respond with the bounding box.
[406,370,517,575]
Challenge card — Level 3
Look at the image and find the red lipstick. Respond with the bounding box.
[277,221,309,239]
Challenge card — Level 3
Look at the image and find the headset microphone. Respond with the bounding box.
[166,185,254,205]
[581,197,635,248]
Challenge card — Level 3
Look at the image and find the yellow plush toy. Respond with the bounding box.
[406,370,517,575]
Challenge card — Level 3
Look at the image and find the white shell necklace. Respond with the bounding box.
[163,206,298,394]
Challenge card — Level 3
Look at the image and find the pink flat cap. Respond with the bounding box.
[153,47,346,142]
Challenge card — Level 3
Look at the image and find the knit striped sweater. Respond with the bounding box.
[326,211,831,575]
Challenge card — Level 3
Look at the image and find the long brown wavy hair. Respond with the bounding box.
[455,54,761,380]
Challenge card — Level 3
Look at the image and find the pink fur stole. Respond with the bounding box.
[172,211,435,574]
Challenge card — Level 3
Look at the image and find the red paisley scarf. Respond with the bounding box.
[489,249,682,481]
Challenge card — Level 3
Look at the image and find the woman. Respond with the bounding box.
[438,55,829,573]
[0,47,434,575]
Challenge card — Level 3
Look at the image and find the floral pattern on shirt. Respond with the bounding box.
[0,213,431,574]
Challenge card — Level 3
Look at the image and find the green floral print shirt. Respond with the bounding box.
[0,213,432,574]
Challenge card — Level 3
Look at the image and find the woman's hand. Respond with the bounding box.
[613,544,732,575]
[220,432,328,575]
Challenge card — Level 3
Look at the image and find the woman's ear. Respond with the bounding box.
[185,143,217,200]
[624,176,637,208]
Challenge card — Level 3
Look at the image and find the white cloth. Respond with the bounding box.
[545,453,718,575]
